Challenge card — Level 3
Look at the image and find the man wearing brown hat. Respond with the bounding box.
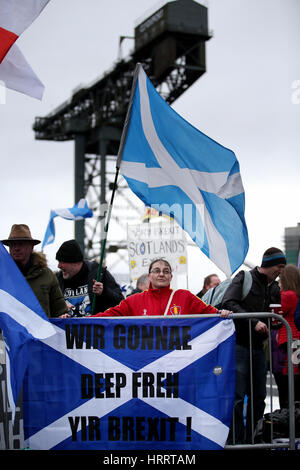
[222,246,286,444]
[2,224,68,318]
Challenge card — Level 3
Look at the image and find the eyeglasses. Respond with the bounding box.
[149,268,172,275]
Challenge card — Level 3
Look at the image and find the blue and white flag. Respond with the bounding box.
[0,242,55,418]
[117,64,249,277]
[23,316,235,450]
[41,199,93,250]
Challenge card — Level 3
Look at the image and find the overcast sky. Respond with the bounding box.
[1,0,299,293]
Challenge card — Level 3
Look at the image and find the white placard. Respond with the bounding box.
[127,221,188,288]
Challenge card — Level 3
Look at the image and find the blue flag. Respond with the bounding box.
[0,242,55,418]
[23,316,235,450]
[117,64,249,277]
[41,199,93,249]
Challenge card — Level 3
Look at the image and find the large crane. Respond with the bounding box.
[33,0,211,266]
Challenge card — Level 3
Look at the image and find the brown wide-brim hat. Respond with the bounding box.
[1,224,41,246]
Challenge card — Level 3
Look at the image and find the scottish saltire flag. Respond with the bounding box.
[0,242,55,418]
[42,199,93,249]
[23,316,235,450]
[117,64,249,277]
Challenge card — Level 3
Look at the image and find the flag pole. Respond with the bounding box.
[91,63,141,315]
[116,62,141,169]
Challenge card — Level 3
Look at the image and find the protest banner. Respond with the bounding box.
[127,221,188,288]
[22,316,235,450]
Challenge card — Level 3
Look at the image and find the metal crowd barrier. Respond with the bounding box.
[0,312,297,450]
[225,312,296,451]
[0,337,24,449]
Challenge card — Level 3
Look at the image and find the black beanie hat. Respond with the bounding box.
[261,247,286,268]
[56,239,83,263]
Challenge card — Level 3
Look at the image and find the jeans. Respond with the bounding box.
[229,344,267,444]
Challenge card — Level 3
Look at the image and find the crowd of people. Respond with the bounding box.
[2,223,300,445]
[1,223,229,319]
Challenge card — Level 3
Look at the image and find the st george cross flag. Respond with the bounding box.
[0,44,45,100]
[117,64,249,277]
[0,0,50,62]
[41,199,93,250]
[0,0,50,99]
[23,316,235,450]
[0,242,55,418]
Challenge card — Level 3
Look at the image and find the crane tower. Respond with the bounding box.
[33,0,211,268]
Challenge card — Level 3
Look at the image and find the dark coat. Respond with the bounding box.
[222,267,280,348]
[126,287,142,297]
[25,252,68,318]
[56,260,124,315]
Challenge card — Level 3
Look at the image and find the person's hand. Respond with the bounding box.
[255,320,268,334]
[218,309,232,318]
[58,313,71,318]
[93,279,103,296]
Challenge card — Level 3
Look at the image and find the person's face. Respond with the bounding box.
[58,261,82,280]
[8,241,34,266]
[265,264,286,283]
[208,275,221,289]
[138,279,150,291]
[148,261,172,289]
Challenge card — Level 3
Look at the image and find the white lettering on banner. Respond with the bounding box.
[26,320,235,449]
[292,339,300,364]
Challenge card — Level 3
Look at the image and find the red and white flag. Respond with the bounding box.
[0,0,50,99]
[0,0,50,62]
[0,44,45,99]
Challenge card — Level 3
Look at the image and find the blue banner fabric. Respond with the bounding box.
[23,316,235,450]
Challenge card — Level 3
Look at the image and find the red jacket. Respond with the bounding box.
[278,290,300,346]
[93,284,218,317]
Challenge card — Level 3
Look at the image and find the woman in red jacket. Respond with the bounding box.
[93,258,230,318]
[277,264,300,407]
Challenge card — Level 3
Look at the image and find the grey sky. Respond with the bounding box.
[1,0,299,293]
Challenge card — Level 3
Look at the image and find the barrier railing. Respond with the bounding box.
[225,312,296,450]
[0,312,297,450]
